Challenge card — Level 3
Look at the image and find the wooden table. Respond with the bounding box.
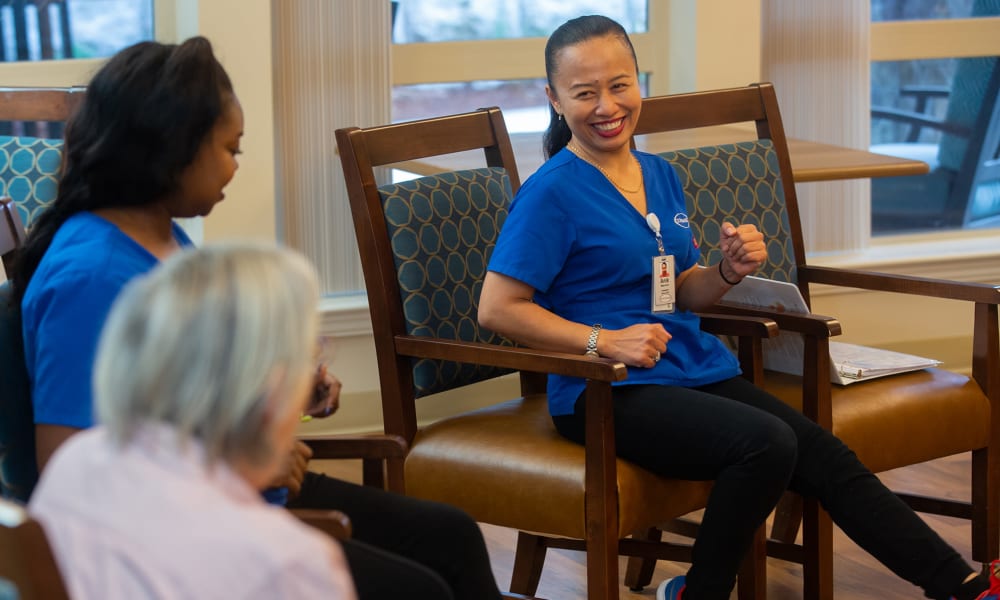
[394,124,929,183]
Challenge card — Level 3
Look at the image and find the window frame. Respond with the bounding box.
[833,16,1000,282]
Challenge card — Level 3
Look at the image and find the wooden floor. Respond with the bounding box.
[312,452,982,599]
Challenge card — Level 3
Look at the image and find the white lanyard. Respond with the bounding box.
[646,212,666,255]
[646,212,675,313]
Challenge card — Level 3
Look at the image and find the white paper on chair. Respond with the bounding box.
[719,275,941,385]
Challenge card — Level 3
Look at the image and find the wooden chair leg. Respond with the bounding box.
[624,527,662,591]
[510,531,547,596]
[587,525,619,600]
[770,491,803,543]
[802,497,835,600]
[737,525,768,600]
[972,447,999,563]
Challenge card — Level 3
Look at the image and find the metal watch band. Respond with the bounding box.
[585,323,602,357]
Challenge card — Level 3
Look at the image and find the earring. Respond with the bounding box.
[558,113,563,121]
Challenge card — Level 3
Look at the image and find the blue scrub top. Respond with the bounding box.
[22,212,193,428]
[487,148,740,415]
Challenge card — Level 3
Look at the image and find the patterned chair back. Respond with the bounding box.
[0,135,63,228]
[0,87,83,228]
[377,167,515,397]
[660,140,799,285]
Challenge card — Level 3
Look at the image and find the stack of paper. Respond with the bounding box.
[720,275,941,385]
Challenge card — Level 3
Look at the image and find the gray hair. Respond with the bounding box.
[94,242,320,467]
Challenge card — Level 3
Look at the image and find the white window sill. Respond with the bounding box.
[808,229,1000,295]
[319,293,372,338]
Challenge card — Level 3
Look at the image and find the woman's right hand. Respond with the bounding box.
[601,323,671,368]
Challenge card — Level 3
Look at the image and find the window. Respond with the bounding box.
[393,0,648,44]
[392,1,653,131]
[869,0,1000,235]
[0,0,152,62]
[872,0,978,20]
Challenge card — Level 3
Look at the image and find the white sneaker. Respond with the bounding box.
[656,575,686,600]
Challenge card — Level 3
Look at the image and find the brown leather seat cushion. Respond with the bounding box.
[404,394,712,539]
[765,367,990,473]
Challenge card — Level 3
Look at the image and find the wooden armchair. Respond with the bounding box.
[632,82,1000,599]
[871,56,1000,232]
[0,497,68,600]
[335,106,778,599]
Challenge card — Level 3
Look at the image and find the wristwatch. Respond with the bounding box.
[585,324,602,357]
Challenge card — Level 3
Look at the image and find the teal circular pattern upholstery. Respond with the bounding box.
[0,135,64,228]
[660,140,797,284]
[379,167,515,397]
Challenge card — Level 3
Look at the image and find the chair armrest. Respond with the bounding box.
[709,303,843,337]
[800,265,1000,304]
[871,107,972,138]
[291,509,352,540]
[300,433,408,461]
[393,335,628,382]
[899,84,950,99]
[698,313,779,339]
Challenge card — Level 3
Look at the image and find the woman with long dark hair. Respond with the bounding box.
[17,37,502,600]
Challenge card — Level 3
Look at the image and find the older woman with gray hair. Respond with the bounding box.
[28,243,356,600]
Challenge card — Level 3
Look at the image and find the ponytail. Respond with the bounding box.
[542,105,572,159]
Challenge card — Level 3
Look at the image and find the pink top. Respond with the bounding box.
[30,425,356,600]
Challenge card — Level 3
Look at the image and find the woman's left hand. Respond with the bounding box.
[719,222,767,280]
[304,365,341,419]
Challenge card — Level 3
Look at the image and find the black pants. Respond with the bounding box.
[289,472,502,600]
[553,377,973,600]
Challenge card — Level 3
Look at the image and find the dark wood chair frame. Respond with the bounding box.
[634,82,1000,599]
[337,106,780,599]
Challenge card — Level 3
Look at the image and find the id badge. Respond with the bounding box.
[652,255,675,313]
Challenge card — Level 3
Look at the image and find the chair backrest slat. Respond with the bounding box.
[0,87,83,123]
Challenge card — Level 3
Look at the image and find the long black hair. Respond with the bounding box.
[13,36,233,301]
[541,15,638,159]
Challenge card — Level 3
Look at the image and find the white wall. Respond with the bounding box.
[197,0,277,243]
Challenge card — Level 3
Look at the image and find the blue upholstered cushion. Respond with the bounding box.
[378,167,515,397]
[0,135,64,228]
[0,280,38,504]
[660,140,798,284]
